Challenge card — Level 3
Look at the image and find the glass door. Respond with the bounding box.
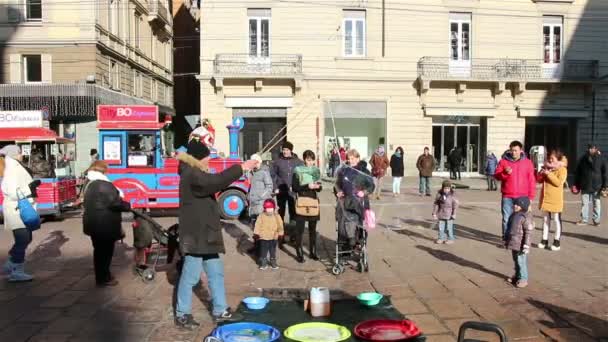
[432,123,480,172]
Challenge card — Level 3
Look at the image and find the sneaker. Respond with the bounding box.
[213,308,243,323]
[516,280,528,288]
[174,314,200,330]
[435,239,445,244]
[550,240,561,251]
[537,239,548,249]
[270,259,279,270]
[445,240,455,245]
[592,221,601,227]
[576,220,588,226]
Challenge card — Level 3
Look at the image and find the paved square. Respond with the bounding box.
[0,178,606,341]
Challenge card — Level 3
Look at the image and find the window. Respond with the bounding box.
[343,10,366,57]
[23,55,42,83]
[109,0,119,35]
[127,133,156,167]
[133,69,142,96]
[543,16,562,64]
[26,0,42,21]
[135,13,141,48]
[248,9,270,58]
[152,79,158,101]
[109,60,120,89]
[450,13,471,62]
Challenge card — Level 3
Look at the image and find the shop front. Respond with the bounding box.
[233,108,287,161]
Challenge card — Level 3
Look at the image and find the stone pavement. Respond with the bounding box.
[0,181,606,342]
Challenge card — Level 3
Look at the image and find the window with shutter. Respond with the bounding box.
[343,10,366,57]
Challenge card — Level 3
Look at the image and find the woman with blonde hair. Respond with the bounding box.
[82,160,130,286]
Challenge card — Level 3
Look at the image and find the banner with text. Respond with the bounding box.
[0,111,43,128]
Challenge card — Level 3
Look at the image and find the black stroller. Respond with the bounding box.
[130,210,179,283]
[331,197,369,275]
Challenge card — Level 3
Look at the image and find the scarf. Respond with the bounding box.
[294,165,321,186]
[86,170,124,198]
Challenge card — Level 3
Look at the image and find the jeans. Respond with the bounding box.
[373,176,384,197]
[501,197,515,238]
[419,176,431,195]
[512,251,528,281]
[392,177,402,194]
[487,176,497,191]
[259,240,277,263]
[277,192,296,223]
[438,219,455,241]
[581,193,601,223]
[176,254,228,318]
[9,228,33,264]
[91,237,116,284]
[542,212,562,241]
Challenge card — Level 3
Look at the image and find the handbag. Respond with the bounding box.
[364,209,376,231]
[16,188,41,231]
[295,196,320,217]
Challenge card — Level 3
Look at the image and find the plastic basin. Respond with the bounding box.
[242,297,270,310]
[357,292,384,306]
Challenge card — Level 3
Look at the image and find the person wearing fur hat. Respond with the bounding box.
[504,197,534,288]
[536,150,567,251]
[270,141,303,224]
[432,180,459,244]
[174,139,258,330]
[253,199,284,270]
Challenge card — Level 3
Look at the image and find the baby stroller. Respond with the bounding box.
[131,210,179,283]
[332,197,369,275]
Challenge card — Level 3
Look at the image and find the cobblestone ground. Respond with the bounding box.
[0,178,606,342]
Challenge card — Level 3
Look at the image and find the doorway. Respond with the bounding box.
[525,118,577,170]
[238,117,286,160]
[432,116,482,173]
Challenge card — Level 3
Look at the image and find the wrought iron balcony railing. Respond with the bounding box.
[214,54,303,77]
[417,57,598,82]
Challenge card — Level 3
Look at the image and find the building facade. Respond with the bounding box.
[0,0,174,173]
[200,0,607,175]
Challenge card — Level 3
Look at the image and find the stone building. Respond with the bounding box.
[0,0,174,173]
[199,0,607,176]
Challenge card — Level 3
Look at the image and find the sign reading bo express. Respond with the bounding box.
[0,111,43,128]
[97,105,158,123]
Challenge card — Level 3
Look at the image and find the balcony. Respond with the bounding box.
[148,0,171,33]
[213,54,303,90]
[417,57,598,83]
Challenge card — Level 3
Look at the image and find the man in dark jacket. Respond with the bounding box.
[416,147,436,196]
[174,140,257,330]
[271,141,303,223]
[575,143,607,226]
[448,147,463,180]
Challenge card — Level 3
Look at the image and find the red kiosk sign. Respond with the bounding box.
[97,105,160,129]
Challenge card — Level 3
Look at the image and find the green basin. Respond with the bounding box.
[357,292,383,306]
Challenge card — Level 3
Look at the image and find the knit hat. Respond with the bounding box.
[0,145,21,159]
[187,139,210,160]
[263,199,276,209]
[513,197,530,212]
[441,180,452,189]
[282,141,294,151]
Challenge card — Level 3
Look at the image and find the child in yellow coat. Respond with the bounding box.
[536,150,567,251]
[254,199,284,270]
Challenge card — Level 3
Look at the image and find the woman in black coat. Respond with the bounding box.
[390,147,405,196]
[83,161,130,287]
[291,150,322,263]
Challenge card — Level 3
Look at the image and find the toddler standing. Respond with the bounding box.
[432,180,459,244]
[254,199,284,270]
[504,197,534,288]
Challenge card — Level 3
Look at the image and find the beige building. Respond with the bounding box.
[0,0,174,173]
[200,0,607,176]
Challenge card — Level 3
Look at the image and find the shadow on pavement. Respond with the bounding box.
[28,230,70,260]
[528,299,608,340]
[559,231,608,245]
[416,245,506,279]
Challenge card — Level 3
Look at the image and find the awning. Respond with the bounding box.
[325,101,387,119]
[423,105,496,117]
[0,127,74,143]
[517,107,590,118]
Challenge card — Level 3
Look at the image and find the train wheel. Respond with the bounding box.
[218,189,246,220]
